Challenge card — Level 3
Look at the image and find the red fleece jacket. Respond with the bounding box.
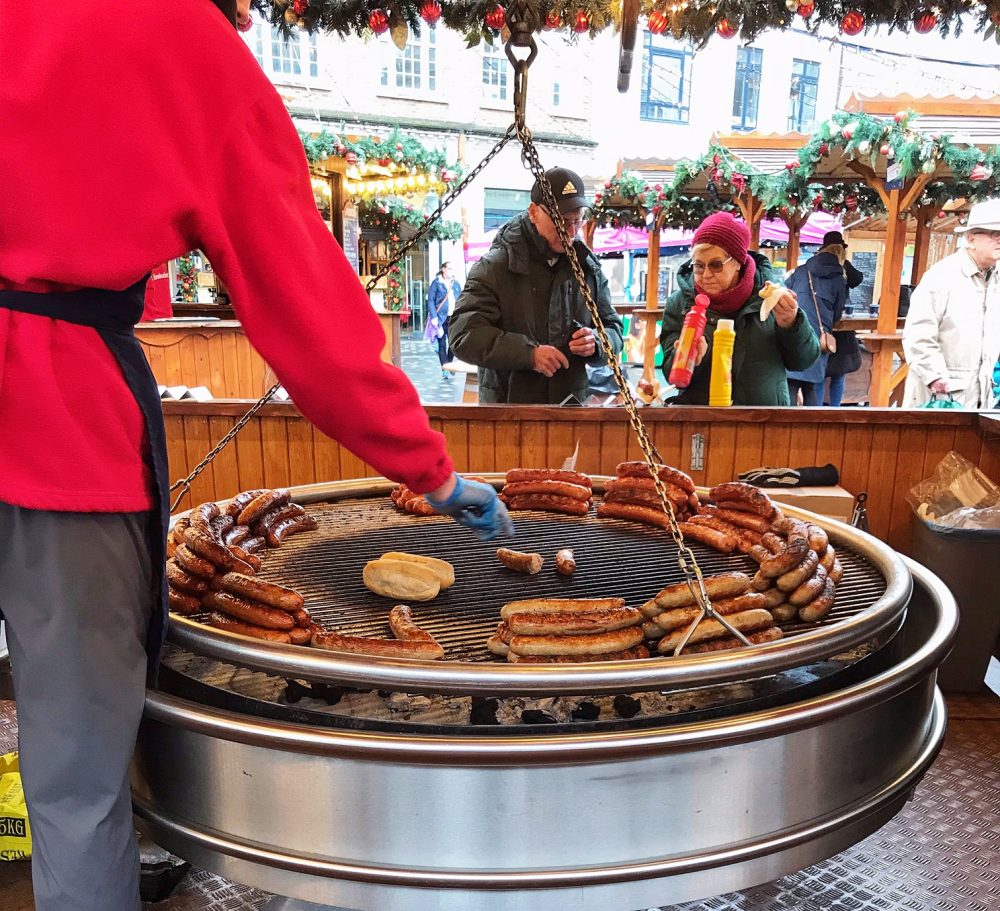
[0,0,452,511]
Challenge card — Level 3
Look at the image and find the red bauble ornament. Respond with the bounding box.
[544,9,562,29]
[937,210,947,219]
[647,10,668,35]
[913,10,936,34]
[818,142,829,155]
[368,8,389,34]
[377,157,390,167]
[345,150,358,164]
[894,110,908,123]
[292,0,309,15]
[797,2,814,17]
[970,163,992,182]
[573,9,590,32]
[716,18,737,39]
[785,160,799,171]
[419,0,442,26]
[484,4,505,30]
[879,143,891,156]
[845,195,858,211]
[840,11,864,35]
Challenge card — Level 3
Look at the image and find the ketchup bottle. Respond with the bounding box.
[667,293,710,389]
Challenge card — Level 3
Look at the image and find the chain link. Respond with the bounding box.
[168,128,517,513]
[514,122,750,653]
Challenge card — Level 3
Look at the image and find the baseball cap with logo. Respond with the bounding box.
[530,167,588,215]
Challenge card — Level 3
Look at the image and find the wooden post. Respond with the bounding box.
[644,224,661,308]
[734,190,764,252]
[782,212,803,271]
[910,205,934,286]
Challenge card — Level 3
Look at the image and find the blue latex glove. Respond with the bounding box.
[425,474,515,541]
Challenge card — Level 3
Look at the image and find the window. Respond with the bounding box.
[639,31,692,124]
[381,27,436,92]
[482,41,508,102]
[789,59,820,132]
[732,47,763,131]
[484,188,530,231]
[248,24,318,80]
[553,82,560,108]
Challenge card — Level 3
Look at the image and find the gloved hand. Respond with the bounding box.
[738,464,839,488]
[425,474,515,541]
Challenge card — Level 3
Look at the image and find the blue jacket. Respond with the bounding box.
[786,252,848,385]
[427,275,461,321]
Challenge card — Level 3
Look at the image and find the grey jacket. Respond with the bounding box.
[449,212,623,404]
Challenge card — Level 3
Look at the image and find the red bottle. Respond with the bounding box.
[668,294,710,389]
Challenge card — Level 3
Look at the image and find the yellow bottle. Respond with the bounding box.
[709,319,735,407]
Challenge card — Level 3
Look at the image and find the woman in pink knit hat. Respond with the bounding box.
[659,212,821,405]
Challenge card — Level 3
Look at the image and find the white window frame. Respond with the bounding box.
[378,29,438,100]
[245,22,320,85]
[481,40,509,109]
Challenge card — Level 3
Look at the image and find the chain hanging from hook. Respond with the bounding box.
[503,31,750,654]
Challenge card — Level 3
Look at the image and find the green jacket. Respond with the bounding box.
[449,212,623,404]
[659,254,821,406]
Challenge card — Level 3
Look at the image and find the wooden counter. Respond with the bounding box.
[138,312,401,397]
[161,403,1000,558]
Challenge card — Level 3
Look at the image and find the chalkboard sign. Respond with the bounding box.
[847,252,878,313]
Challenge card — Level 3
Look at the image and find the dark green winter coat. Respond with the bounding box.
[449,212,623,404]
[659,253,821,406]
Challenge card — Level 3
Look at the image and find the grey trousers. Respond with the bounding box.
[0,502,153,911]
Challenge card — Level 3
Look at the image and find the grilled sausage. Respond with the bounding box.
[500,597,626,619]
[806,524,829,555]
[167,588,202,615]
[602,487,686,514]
[651,592,767,635]
[615,461,696,494]
[502,480,592,501]
[789,565,829,606]
[190,502,220,533]
[388,605,438,642]
[505,468,592,489]
[508,644,650,663]
[237,489,291,527]
[773,516,810,539]
[506,606,643,636]
[555,548,576,576]
[225,489,268,518]
[686,515,745,537]
[311,630,445,659]
[223,524,251,547]
[819,544,837,573]
[229,545,262,573]
[257,502,306,533]
[597,501,672,528]
[496,548,544,574]
[220,572,304,612]
[798,577,837,622]
[703,507,774,534]
[208,612,292,643]
[776,549,820,592]
[829,558,844,584]
[759,533,810,579]
[509,626,645,657]
[487,634,510,657]
[752,569,773,591]
[770,603,800,622]
[759,587,788,610]
[204,591,296,630]
[681,626,783,654]
[748,545,773,565]
[761,533,785,554]
[292,608,312,628]
[656,608,776,652]
[165,560,209,595]
[708,483,776,518]
[266,514,318,547]
[653,571,751,609]
[168,517,191,547]
[287,626,313,645]
[182,525,235,570]
[677,521,738,554]
[209,514,235,543]
[241,535,267,554]
[403,496,437,516]
[174,544,216,579]
[505,494,590,516]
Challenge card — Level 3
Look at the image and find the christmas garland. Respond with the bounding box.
[175,254,199,302]
[254,1,1000,46]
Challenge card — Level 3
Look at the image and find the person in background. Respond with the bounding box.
[0,3,511,910]
[426,261,461,379]
[785,238,849,406]
[903,198,1000,409]
[659,212,820,406]
[449,167,623,404]
[823,231,865,406]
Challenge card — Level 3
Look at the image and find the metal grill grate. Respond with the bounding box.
[190,496,888,663]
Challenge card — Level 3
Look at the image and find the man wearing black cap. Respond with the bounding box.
[450,167,623,404]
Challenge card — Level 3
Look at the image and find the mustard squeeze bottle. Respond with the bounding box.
[667,293,710,389]
[709,318,736,407]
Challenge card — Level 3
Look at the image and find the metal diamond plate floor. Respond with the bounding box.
[0,696,997,911]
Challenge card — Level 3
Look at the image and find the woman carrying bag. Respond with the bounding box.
[786,242,849,405]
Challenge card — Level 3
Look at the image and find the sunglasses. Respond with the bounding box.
[692,256,734,275]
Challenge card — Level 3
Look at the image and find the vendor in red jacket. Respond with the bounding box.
[0,2,510,909]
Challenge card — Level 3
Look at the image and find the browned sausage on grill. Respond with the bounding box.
[237,489,291,527]
[209,612,292,643]
[311,630,445,659]
[508,645,650,663]
[257,502,306,533]
[166,560,209,595]
[225,489,268,518]
[677,522,738,554]
[190,502,220,533]
[798,577,837,622]
[174,544,216,579]
[229,545,262,573]
[789,565,828,606]
[682,627,783,654]
[287,626,313,645]
[182,525,235,570]
[653,572,751,609]
[776,549,820,592]
[266,515,318,547]
[555,548,576,576]
[168,588,202,615]
[505,468,592,489]
[708,483,777,518]
[204,591,296,630]
[220,572,304,612]
[505,494,590,516]
[496,547,543,574]
[223,524,251,547]
[502,480,592,501]
[388,605,437,642]
[615,461,695,494]
[596,501,671,528]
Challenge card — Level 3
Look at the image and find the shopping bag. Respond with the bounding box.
[0,751,31,860]
[921,393,962,410]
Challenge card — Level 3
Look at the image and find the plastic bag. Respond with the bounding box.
[0,751,31,860]
[423,317,443,344]
[920,393,963,409]
[934,506,1000,530]
[906,451,1000,525]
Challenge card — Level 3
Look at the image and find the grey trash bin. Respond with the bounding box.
[911,515,1000,692]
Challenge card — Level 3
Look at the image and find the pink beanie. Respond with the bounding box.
[692,212,751,264]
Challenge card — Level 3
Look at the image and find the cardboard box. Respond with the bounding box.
[766,486,855,523]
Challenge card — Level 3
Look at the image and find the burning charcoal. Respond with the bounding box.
[520,709,558,725]
[613,695,642,719]
[570,701,601,721]
[469,697,501,726]
[283,679,311,704]
[312,683,345,706]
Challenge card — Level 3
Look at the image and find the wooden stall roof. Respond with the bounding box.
[715,131,811,174]
[845,92,1000,144]
[618,156,679,186]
